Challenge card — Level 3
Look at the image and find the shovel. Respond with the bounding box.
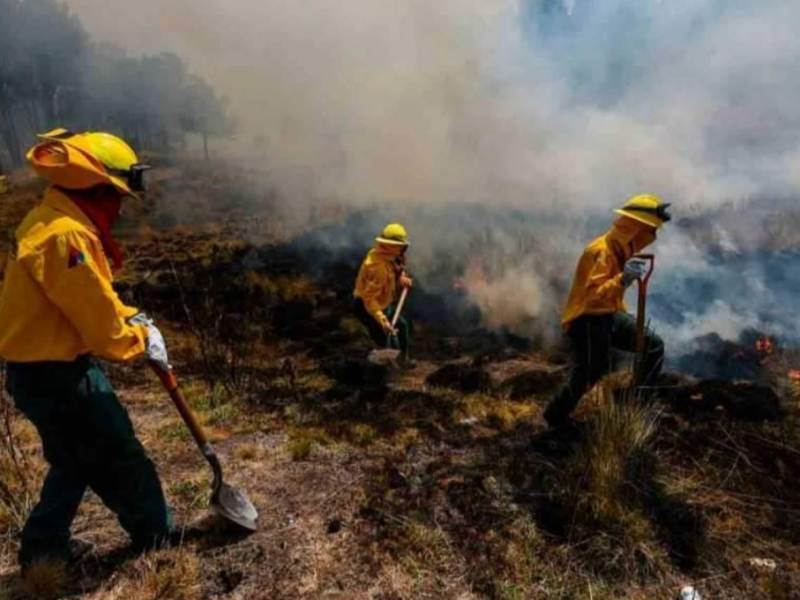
[368,287,409,366]
[149,362,259,531]
[632,253,656,387]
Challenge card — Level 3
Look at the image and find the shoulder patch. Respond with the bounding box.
[68,245,86,269]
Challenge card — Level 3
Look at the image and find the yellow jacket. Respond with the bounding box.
[561,219,650,330]
[0,187,147,362]
[353,246,404,325]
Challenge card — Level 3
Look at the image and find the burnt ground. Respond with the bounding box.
[1,164,800,599]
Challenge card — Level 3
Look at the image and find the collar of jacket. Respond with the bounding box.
[606,219,640,263]
[371,244,405,266]
[41,187,99,234]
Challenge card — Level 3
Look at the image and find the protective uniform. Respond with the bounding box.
[353,224,411,362]
[0,188,146,362]
[0,130,172,568]
[544,196,669,427]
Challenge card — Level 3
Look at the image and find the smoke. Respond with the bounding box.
[62,0,800,208]
[62,0,800,350]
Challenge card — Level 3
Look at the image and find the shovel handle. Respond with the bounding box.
[391,287,409,329]
[633,254,655,379]
[634,253,655,288]
[149,362,210,449]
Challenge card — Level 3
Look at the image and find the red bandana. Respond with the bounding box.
[70,196,124,271]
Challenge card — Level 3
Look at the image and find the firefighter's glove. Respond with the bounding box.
[128,312,153,327]
[145,323,171,372]
[379,314,397,337]
[622,258,648,287]
[129,313,171,371]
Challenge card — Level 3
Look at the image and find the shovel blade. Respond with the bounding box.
[211,482,259,531]
[367,348,401,366]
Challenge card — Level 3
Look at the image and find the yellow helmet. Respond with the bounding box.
[27,128,150,198]
[376,223,409,246]
[614,194,672,229]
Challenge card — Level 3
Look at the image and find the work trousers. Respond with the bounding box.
[6,357,173,567]
[544,313,665,424]
[353,298,410,361]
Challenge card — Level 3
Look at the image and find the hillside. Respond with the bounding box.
[1,164,799,600]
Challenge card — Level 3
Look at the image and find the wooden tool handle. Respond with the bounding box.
[149,362,210,449]
[634,253,656,287]
[391,287,409,329]
[633,254,656,381]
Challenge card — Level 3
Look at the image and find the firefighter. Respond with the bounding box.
[543,195,670,427]
[353,223,414,366]
[0,129,174,569]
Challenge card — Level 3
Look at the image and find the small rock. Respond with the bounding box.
[426,362,491,393]
[748,557,778,572]
[459,417,479,426]
[496,368,564,400]
[321,358,391,388]
[679,586,702,600]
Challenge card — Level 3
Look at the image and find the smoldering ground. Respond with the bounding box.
[64,0,800,364]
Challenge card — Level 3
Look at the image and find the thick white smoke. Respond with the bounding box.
[62,0,800,353]
[63,0,800,210]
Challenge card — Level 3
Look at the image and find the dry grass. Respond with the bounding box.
[233,442,262,461]
[397,519,460,589]
[156,421,193,444]
[451,392,536,433]
[553,384,670,580]
[286,426,332,461]
[132,548,201,600]
[0,387,41,536]
[168,477,211,510]
[87,547,202,600]
[568,390,659,523]
[20,559,71,599]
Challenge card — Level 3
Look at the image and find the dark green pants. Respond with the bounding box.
[6,357,173,567]
[353,298,410,361]
[544,313,664,425]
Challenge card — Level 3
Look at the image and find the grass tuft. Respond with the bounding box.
[22,559,71,599]
[398,520,457,576]
[157,422,193,443]
[168,477,211,510]
[234,443,262,461]
[570,392,658,523]
[133,547,201,600]
[286,426,332,461]
[554,383,668,579]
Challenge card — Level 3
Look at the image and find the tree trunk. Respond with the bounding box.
[203,128,209,161]
[0,109,24,167]
[26,101,41,134]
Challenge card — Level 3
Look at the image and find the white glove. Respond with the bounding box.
[379,314,398,337]
[129,313,171,370]
[128,312,152,327]
[622,258,648,286]
[145,323,171,371]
